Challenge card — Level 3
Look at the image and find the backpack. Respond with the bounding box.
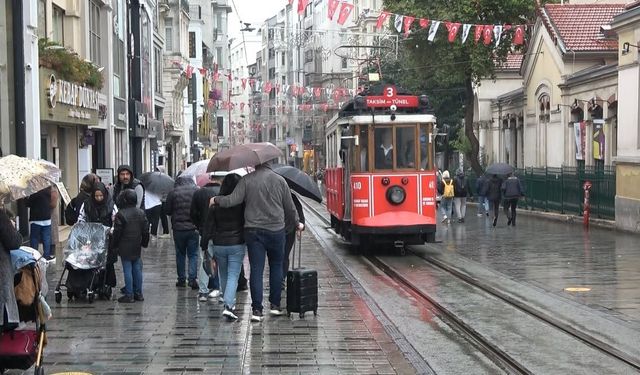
[443,180,455,198]
[455,177,468,196]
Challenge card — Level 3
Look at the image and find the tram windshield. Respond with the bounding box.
[354,123,433,172]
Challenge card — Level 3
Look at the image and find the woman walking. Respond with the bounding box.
[205,174,246,320]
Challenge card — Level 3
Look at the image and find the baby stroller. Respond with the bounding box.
[54,222,112,304]
[0,248,51,375]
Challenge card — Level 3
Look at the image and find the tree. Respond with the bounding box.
[382,0,535,174]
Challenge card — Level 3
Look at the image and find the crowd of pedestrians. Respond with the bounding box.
[54,158,304,322]
[438,168,525,227]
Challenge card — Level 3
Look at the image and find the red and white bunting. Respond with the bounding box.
[337,2,354,25]
[474,25,484,44]
[493,25,503,47]
[419,18,429,29]
[328,0,340,21]
[427,21,441,42]
[394,14,404,33]
[445,22,461,43]
[513,25,525,45]
[297,0,308,15]
[483,24,493,45]
[376,11,391,30]
[461,24,472,44]
[241,78,247,90]
[403,16,415,37]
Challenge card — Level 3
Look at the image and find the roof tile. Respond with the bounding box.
[544,3,625,51]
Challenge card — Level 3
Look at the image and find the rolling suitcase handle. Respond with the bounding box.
[291,231,302,270]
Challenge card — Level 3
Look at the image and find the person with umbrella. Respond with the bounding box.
[486,174,504,227]
[501,172,525,226]
[139,170,175,241]
[113,165,145,209]
[210,160,301,322]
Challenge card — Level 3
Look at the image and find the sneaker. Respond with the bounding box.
[188,280,199,290]
[208,289,221,299]
[477,213,483,217]
[44,255,56,261]
[120,287,127,294]
[159,233,171,239]
[251,309,264,322]
[269,304,285,316]
[223,306,238,320]
[441,216,448,223]
[492,217,498,227]
[134,294,144,302]
[486,212,490,217]
[118,295,134,303]
[218,296,224,303]
[176,280,187,287]
[198,294,208,302]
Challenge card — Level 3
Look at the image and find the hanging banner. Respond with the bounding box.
[445,22,461,43]
[419,18,429,29]
[337,2,354,25]
[376,11,391,30]
[403,16,415,37]
[394,14,404,33]
[428,21,441,42]
[574,121,585,160]
[513,25,525,45]
[593,119,605,160]
[297,0,308,15]
[328,0,340,20]
[461,24,472,44]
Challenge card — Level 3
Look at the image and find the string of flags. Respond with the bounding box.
[289,0,526,46]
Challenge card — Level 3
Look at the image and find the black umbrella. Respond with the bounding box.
[139,172,175,196]
[485,163,514,176]
[271,165,322,203]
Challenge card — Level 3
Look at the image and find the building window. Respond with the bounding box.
[38,0,46,38]
[52,5,65,44]
[165,26,173,51]
[342,57,348,69]
[189,32,196,58]
[154,47,162,95]
[89,1,101,64]
[281,52,285,66]
[216,47,223,67]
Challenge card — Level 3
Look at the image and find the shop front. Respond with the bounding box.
[39,68,100,198]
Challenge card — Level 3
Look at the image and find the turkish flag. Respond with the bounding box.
[213,72,220,82]
[513,25,525,45]
[419,18,429,29]
[185,65,194,79]
[328,0,340,20]
[198,67,207,76]
[337,2,354,25]
[264,81,273,93]
[241,78,247,90]
[314,87,322,97]
[249,78,256,88]
[474,25,484,44]
[483,25,493,45]
[376,11,391,30]
[403,16,415,38]
[298,0,308,15]
[445,22,461,43]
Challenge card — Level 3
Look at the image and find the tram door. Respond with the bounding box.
[341,126,355,223]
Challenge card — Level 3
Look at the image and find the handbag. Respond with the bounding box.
[0,330,38,369]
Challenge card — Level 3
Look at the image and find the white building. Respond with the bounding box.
[230,34,261,145]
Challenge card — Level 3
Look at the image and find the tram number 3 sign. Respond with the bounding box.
[366,85,419,108]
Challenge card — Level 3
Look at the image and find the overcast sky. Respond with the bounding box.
[228,0,285,38]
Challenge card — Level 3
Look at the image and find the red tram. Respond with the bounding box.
[324,85,438,251]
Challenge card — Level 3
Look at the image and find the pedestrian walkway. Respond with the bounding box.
[434,209,640,325]
[39,232,417,374]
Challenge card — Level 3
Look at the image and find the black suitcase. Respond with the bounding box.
[286,233,318,318]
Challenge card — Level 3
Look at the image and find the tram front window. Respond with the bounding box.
[397,126,417,168]
[374,128,393,169]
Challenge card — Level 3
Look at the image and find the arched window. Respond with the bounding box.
[538,94,550,122]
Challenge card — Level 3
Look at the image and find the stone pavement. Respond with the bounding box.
[34,232,417,374]
[433,207,640,325]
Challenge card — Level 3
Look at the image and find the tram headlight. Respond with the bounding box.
[386,186,406,205]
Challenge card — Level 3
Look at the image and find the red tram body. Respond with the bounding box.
[324,85,438,250]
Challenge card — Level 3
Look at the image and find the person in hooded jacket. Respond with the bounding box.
[453,170,472,223]
[501,173,525,226]
[65,173,99,225]
[204,174,246,320]
[111,189,149,303]
[78,182,119,288]
[485,174,504,227]
[0,207,22,330]
[165,176,199,288]
[113,165,145,209]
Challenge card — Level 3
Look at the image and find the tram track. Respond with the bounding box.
[298,195,640,374]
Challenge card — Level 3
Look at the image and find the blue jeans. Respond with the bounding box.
[30,223,52,257]
[477,196,489,215]
[212,244,246,308]
[245,228,286,311]
[440,198,453,219]
[121,257,143,296]
[173,230,199,282]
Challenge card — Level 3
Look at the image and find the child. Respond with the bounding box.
[111,189,149,303]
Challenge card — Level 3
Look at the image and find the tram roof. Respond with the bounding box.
[325,113,437,131]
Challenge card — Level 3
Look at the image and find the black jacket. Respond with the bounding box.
[27,187,53,221]
[204,203,245,246]
[165,177,198,231]
[285,194,305,233]
[111,190,149,260]
[485,176,503,202]
[453,175,472,198]
[65,191,91,225]
[190,183,220,230]
[502,177,524,199]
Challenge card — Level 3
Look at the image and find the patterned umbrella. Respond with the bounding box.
[0,155,61,203]
[207,143,282,172]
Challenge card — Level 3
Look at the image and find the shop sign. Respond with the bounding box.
[40,69,99,126]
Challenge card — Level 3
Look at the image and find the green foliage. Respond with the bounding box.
[38,38,104,90]
[451,126,472,154]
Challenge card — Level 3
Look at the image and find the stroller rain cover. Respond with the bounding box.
[63,222,109,270]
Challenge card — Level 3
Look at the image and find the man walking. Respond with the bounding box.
[211,161,300,322]
[502,173,525,226]
[113,165,145,209]
[27,186,58,260]
[453,170,471,223]
[165,176,199,288]
[476,174,489,217]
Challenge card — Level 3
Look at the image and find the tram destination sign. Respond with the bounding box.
[365,86,419,108]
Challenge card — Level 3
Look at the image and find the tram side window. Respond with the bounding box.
[419,124,430,170]
[358,126,369,171]
[374,127,393,169]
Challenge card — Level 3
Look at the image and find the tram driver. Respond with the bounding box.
[375,129,394,169]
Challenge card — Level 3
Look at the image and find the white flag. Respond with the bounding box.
[428,20,441,42]
[394,15,404,33]
[461,24,472,44]
[494,25,503,47]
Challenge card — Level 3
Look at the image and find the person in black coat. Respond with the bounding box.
[27,186,57,260]
[501,173,525,226]
[0,208,22,329]
[65,173,99,225]
[204,174,246,320]
[111,189,149,303]
[485,174,503,227]
[282,192,305,283]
